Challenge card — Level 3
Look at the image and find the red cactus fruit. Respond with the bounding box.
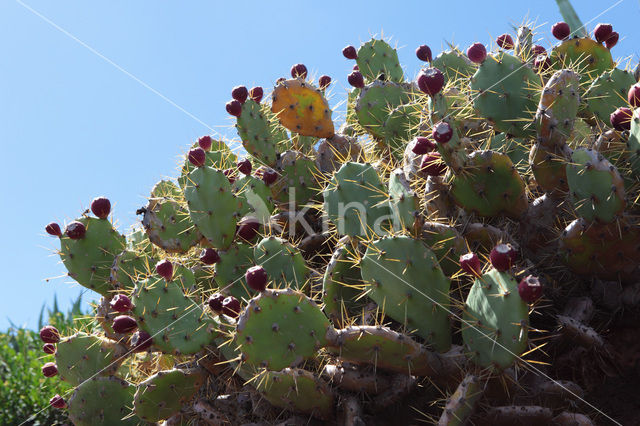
[605,31,619,49]
[318,75,332,89]
[342,45,357,60]
[200,248,221,265]
[496,34,514,49]
[245,265,268,292]
[237,159,252,175]
[65,221,86,240]
[466,43,487,63]
[432,121,453,144]
[348,71,365,88]
[417,67,444,96]
[459,252,482,277]
[249,86,263,103]
[518,275,543,303]
[628,83,640,107]
[231,85,248,103]
[291,63,308,79]
[531,45,546,56]
[262,168,278,185]
[237,217,260,242]
[412,137,435,155]
[155,259,173,281]
[552,22,571,40]
[112,315,138,334]
[415,45,432,62]
[226,99,242,117]
[610,107,632,131]
[50,394,67,409]
[110,294,133,313]
[188,147,206,167]
[208,293,225,313]
[420,153,446,177]
[198,135,213,151]
[39,325,60,343]
[353,64,359,71]
[45,222,62,237]
[91,197,111,219]
[594,23,613,43]
[43,343,56,354]
[534,55,552,72]
[131,330,152,352]
[489,243,518,271]
[42,362,58,377]
[222,296,241,318]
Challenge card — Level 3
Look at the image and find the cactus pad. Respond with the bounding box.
[254,236,309,291]
[215,242,254,300]
[388,169,420,231]
[550,37,614,86]
[322,237,363,325]
[273,151,320,209]
[584,68,635,123]
[356,38,403,83]
[110,249,154,292]
[536,69,580,149]
[432,49,476,84]
[236,99,288,167]
[355,81,414,139]
[178,139,237,189]
[68,376,137,426]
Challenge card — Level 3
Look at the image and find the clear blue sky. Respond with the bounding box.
[1,0,638,330]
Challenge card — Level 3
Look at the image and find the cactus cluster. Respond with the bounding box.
[38,2,640,424]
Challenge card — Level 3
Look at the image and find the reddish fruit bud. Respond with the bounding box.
[629,84,640,107]
[534,55,551,72]
[45,222,62,237]
[39,325,60,343]
[91,197,111,219]
[198,135,212,151]
[262,168,278,185]
[551,22,571,40]
[222,168,236,185]
[155,259,173,281]
[236,217,260,242]
[131,330,152,352]
[594,23,613,43]
[432,121,453,144]
[231,85,248,103]
[65,221,86,240]
[110,294,133,313]
[188,147,206,167]
[222,296,241,318]
[518,275,543,303]
[412,137,435,155]
[352,64,359,71]
[318,75,331,89]
[496,34,514,49]
[466,43,487,63]
[200,248,220,265]
[208,293,225,313]
[42,362,58,377]
[50,394,67,409]
[342,45,357,60]
[237,159,252,175]
[249,86,263,103]
[531,45,546,56]
[610,107,632,131]
[291,63,308,79]
[415,44,432,62]
[43,343,56,354]
[246,265,268,292]
[112,315,137,334]
[605,31,619,49]
[420,153,446,177]
[489,243,518,271]
[347,71,365,88]
[417,67,444,96]
[226,99,242,117]
[459,252,482,276]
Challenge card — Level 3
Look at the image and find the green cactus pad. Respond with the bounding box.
[355,81,415,139]
[68,376,137,426]
[450,151,528,218]
[535,69,580,149]
[215,243,254,301]
[462,268,529,370]
[141,180,202,254]
[254,236,309,291]
[110,249,154,292]
[550,37,614,86]
[381,103,422,157]
[470,52,538,137]
[438,374,483,426]
[236,288,333,370]
[178,139,237,189]
[360,236,451,352]
[255,368,334,420]
[132,274,219,355]
[356,38,403,83]
[488,133,530,174]
[566,148,625,223]
[184,166,240,250]
[431,49,476,84]
[59,216,126,296]
[584,68,635,123]
[134,368,205,422]
[273,151,320,209]
[529,142,570,194]
[55,332,127,386]
[236,99,288,167]
[323,162,392,238]
[514,26,533,59]
[625,108,640,176]
[322,237,364,326]
[388,169,420,231]
[125,226,154,257]
[421,222,466,276]
[232,174,274,221]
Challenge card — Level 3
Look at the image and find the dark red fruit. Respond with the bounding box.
[155,259,173,281]
[347,71,364,88]
[110,294,133,313]
[45,222,62,237]
[65,221,86,240]
[188,147,206,167]
[112,315,137,334]
[466,43,487,63]
[200,248,220,265]
[432,121,453,144]
[231,85,248,103]
[262,168,278,185]
[605,32,619,49]
[552,22,571,40]
[420,153,446,176]
[50,394,67,409]
[417,67,444,96]
[237,159,252,175]
[236,217,260,242]
[43,343,56,354]
[223,168,236,185]
[222,296,241,318]
[131,330,152,352]
[291,63,308,79]
[91,197,111,219]
[594,23,613,43]
[245,265,268,292]
[42,362,58,377]
[489,243,518,271]
[353,64,359,71]
[496,34,514,49]
[208,293,225,313]
[249,86,263,103]
[531,45,546,56]
[415,45,432,62]
[342,45,357,60]
[198,135,213,151]
[318,75,331,89]
[459,252,482,277]
[629,84,640,107]
[518,275,543,303]
[40,325,60,343]
[534,55,551,72]
[412,137,435,155]
[226,99,242,117]
[610,107,632,131]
